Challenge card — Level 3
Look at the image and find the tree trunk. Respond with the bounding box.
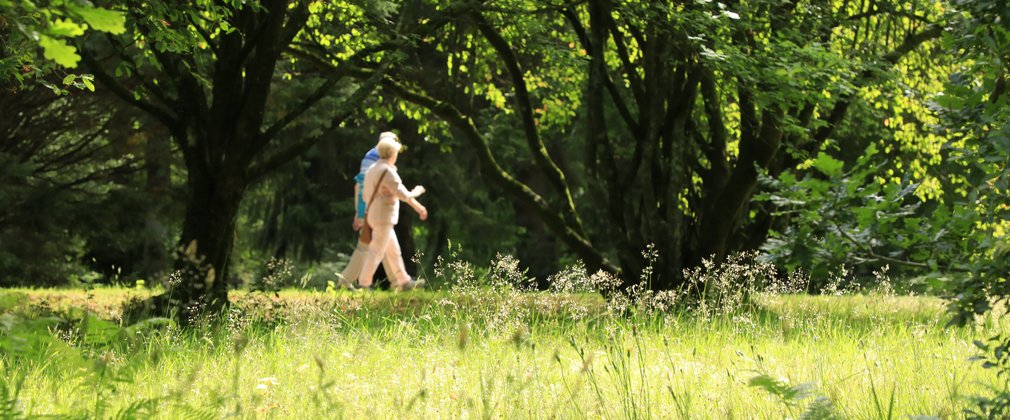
[513,167,561,283]
[141,123,171,279]
[695,107,785,265]
[159,153,245,321]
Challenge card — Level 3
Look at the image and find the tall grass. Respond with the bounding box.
[0,256,1005,418]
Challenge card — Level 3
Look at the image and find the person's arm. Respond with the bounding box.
[408,196,428,221]
[396,185,426,199]
[402,185,427,220]
[389,172,428,220]
[352,182,363,230]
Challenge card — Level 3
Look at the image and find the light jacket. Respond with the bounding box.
[363,160,412,226]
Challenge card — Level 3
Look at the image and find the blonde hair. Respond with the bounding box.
[376,132,401,158]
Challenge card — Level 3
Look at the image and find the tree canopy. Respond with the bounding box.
[0,0,1006,325]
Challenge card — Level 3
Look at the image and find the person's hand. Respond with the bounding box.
[352,217,363,231]
[411,185,426,197]
[416,204,428,221]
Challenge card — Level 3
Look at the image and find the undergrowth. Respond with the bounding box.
[0,252,1003,418]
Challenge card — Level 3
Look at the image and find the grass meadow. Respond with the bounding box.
[1,279,1006,419]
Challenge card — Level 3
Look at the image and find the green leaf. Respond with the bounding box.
[68,5,126,34]
[812,152,844,177]
[39,35,81,68]
[114,62,132,78]
[40,81,62,95]
[48,18,86,37]
[778,171,797,185]
[855,143,878,166]
[82,77,95,91]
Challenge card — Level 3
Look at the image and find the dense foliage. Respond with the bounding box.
[0,0,1005,325]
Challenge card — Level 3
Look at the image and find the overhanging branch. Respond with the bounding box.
[473,11,586,235]
[562,6,642,137]
[80,50,179,128]
[245,59,395,183]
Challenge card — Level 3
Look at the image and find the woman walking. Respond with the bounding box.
[336,139,398,288]
[358,132,428,291]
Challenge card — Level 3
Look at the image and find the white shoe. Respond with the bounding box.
[335,274,356,290]
[391,278,425,292]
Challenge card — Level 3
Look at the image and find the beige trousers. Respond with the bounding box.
[340,240,401,286]
[357,223,411,287]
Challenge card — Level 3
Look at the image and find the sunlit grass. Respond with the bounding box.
[1,287,1004,418]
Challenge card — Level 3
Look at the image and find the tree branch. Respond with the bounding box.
[258,73,345,144]
[238,0,308,136]
[151,48,210,119]
[881,24,942,65]
[258,40,399,146]
[101,32,176,112]
[80,50,179,127]
[245,59,395,183]
[35,114,115,173]
[562,6,641,136]
[604,4,645,107]
[700,69,729,185]
[831,223,969,272]
[190,16,222,58]
[473,10,586,235]
[846,9,931,25]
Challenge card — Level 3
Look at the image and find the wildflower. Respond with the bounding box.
[256,377,280,392]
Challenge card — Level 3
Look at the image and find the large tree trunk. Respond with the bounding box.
[166,163,245,320]
[513,168,562,284]
[137,126,248,322]
[695,107,785,265]
[141,122,171,279]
